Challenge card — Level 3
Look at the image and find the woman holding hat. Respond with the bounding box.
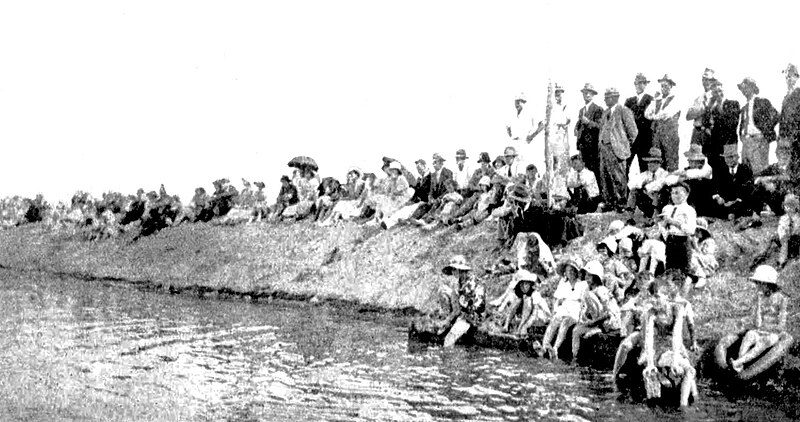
[438,255,486,347]
[729,265,791,373]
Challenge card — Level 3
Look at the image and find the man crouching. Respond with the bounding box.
[438,255,486,347]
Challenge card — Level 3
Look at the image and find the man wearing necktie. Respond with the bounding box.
[575,83,604,179]
[598,87,638,211]
[702,81,741,172]
[645,75,681,172]
[624,74,655,174]
[711,145,756,220]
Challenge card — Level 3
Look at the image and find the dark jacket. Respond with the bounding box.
[574,102,604,151]
[713,163,754,201]
[428,168,454,201]
[624,94,654,152]
[741,97,779,142]
[705,99,741,157]
[780,88,800,143]
[410,173,432,203]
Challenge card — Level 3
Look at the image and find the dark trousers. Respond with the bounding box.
[578,144,600,180]
[665,235,691,274]
[567,186,601,214]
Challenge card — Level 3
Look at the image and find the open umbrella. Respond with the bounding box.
[288,156,318,171]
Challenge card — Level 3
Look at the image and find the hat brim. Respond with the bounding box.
[750,277,779,286]
[442,264,471,275]
[658,79,676,86]
[580,89,598,95]
[684,153,707,160]
[643,157,663,162]
[556,261,580,276]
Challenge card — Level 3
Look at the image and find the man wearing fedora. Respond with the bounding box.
[738,77,779,175]
[598,87,638,211]
[780,63,800,182]
[565,153,601,214]
[670,144,715,217]
[702,81,741,172]
[575,83,604,178]
[625,74,655,174]
[752,140,793,216]
[507,91,546,171]
[711,144,756,220]
[497,146,526,184]
[409,153,453,222]
[453,149,472,196]
[646,74,681,172]
[686,68,718,147]
[627,147,669,218]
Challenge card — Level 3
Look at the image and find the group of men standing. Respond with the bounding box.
[507,64,800,216]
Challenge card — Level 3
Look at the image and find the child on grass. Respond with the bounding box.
[540,256,587,359]
[571,260,623,359]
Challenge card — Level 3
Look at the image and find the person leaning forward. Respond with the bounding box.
[438,255,486,347]
[598,87,638,211]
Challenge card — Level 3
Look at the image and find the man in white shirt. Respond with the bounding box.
[686,68,717,147]
[646,74,682,171]
[507,92,545,171]
[627,147,669,218]
[453,149,472,196]
[665,144,715,217]
[497,146,526,185]
[566,154,601,213]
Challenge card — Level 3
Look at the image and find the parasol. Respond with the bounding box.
[288,156,318,171]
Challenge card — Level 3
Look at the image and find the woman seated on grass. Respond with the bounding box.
[281,167,319,221]
[571,260,622,360]
[540,256,587,359]
[318,168,365,226]
[730,265,791,373]
[688,217,717,289]
[365,161,411,227]
[638,271,699,407]
[597,236,634,302]
[437,255,486,347]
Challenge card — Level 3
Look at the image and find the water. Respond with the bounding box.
[0,270,792,422]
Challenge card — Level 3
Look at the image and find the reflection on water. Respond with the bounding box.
[0,270,792,421]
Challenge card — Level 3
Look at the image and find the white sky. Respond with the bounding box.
[0,1,797,203]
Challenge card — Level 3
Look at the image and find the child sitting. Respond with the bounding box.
[638,238,667,276]
[752,193,800,269]
[730,265,791,373]
[496,270,552,335]
[571,260,623,359]
[689,217,718,289]
[613,272,655,378]
[540,256,587,359]
[597,236,634,302]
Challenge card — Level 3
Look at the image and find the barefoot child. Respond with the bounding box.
[497,270,552,335]
[730,265,791,372]
[571,260,622,359]
[438,255,486,347]
[541,256,587,359]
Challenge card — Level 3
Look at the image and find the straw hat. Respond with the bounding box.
[442,255,471,275]
[432,153,446,162]
[455,149,468,160]
[604,87,620,97]
[477,152,491,164]
[515,269,539,284]
[634,73,649,84]
[608,219,625,234]
[388,161,403,173]
[750,265,779,286]
[504,146,518,157]
[478,175,491,187]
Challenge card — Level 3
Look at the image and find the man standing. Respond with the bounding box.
[645,75,681,171]
[686,68,717,147]
[737,77,779,175]
[574,83,604,178]
[507,92,545,171]
[780,63,800,182]
[624,74,654,173]
[453,149,472,196]
[703,81,741,172]
[598,88,638,211]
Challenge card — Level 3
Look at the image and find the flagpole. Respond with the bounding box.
[544,79,554,208]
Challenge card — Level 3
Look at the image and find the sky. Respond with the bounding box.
[0,1,797,203]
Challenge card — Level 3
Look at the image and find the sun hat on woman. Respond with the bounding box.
[750,265,779,286]
[442,255,471,275]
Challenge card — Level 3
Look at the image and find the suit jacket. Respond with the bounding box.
[428,168,454,201]
[780,88,800,143]
[624,94,654,150]
[410,173,432,203]
[705,99,741,156]
[740,97,779,142]
[574,103,604,150]
[599,105,638,160]
[713,163,754,201]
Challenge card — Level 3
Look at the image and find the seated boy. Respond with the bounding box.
[565,154,601,214]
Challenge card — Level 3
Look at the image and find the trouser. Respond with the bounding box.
[653,131,680,172]
[665,235,692,274]
[628,136,653,175]
[578,144,600,180]
[598,142,628,208]
[627,188,662,217]
[741,134,770,175]
[567,186,601,214]
[684,179,716,217]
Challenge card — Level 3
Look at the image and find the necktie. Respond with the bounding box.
[508,166,512,177]
[730,166,736,176]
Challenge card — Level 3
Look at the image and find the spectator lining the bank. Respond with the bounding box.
[282,168,319,221]
[571,260,622,359]
[438,255,486,348]
[597,236,634,301]
[541,256,587,359]
[689,217,717,289]
[565,154,601,213]
[366,161,412,227]
[319,168,365,226]
[627,148,669,218]
[752,140,792,217]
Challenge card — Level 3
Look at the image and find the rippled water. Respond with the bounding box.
[0,270,792,421]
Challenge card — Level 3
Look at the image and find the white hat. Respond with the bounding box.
[597,236,618,254]
[478,175,491,186]
[515,269,538,283]
[583,260,604,278]
[442,255,471,275]
[388,161,403,172]
[750,265,779,286]
[608,219,625,234]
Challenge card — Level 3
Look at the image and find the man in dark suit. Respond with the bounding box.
[738,77,779,175]
[712,145,756,219]
[703,81,741,171]
[410,153,453,221]
[780,63,800,183]
[624,73,654,173]
[574,83,604,179]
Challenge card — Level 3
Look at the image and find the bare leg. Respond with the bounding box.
[731,331,778,372]
[515,296,534,335]
[502,297,522,332]
[679,364,697,407]
[444,317,472,347]
[612,332,641,378]
[571,323,591,359]
[553,317,575,359]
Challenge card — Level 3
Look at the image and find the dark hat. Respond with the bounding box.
[477,152,491,163]
[254,181,266,189]
[280,175,291,183]
[415,158,427,166]
[570,153,584,162]
[721,144,739,158]
[525,163,538,172]
[658,74,677,87]
[737,77,760,95]
[670,181,691,194]
[493,155,506,167]
[554,83,565,93]
[580,83,598,95]
[643,147,663,162]
[507,183,531,203]
[634,73,649,84]
[432,153,446,162]
[455,149,468,160]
